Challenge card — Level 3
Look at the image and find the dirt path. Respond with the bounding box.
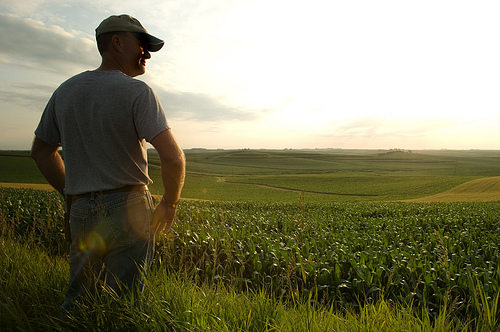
[0,183,56,191]
[224,180,379,197]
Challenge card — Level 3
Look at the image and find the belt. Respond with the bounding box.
[70,184,148,202]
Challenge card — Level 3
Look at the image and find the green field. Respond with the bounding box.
[1,187,499,330]
[3,149,498,202]
[2,149,500,330]
[149,148,500,202]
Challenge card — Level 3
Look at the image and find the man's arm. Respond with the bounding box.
[30,136,65,195]
[150,129,186,235]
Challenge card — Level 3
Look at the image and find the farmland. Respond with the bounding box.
[1,149,500,330]
[155,148,500,203]
[3,148,500,203]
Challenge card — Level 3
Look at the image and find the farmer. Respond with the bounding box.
[30,14,185,315]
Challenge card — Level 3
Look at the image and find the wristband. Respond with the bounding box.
[161,196,179,209]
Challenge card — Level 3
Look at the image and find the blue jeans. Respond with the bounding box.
[61,190,155,315]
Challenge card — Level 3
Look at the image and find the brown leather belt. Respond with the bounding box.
[70,184,148,202]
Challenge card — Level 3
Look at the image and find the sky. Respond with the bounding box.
[1,0,500,150]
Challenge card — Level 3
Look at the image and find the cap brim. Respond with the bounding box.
[133,32,164,52]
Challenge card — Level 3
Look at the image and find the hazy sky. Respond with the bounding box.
[1,1,500,150]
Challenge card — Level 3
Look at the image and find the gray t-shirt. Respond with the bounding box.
[35,70,169,195]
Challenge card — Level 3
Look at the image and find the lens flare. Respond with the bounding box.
[78,231,106,252]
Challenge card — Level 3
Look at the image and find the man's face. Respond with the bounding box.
[121,32,151,77]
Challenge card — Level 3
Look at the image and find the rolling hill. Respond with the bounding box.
[407,176,500,202]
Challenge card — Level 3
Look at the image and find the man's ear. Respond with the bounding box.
[111,34,123,52]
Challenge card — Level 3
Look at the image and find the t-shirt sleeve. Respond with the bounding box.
[134,87,170,142]
[34,93,62,146]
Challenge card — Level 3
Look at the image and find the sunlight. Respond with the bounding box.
[2,1,500,149]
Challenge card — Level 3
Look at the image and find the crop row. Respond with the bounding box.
[1,187,499,323]
[167,200,500,319]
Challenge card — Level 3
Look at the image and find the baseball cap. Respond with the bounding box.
[95,14,164,52]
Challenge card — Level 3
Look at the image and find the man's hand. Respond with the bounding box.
[151,200,177,235]
[150,129,185,236]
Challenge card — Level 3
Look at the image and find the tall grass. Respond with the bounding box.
[0,237,67,331]
[1,234,496,331]
[0,237,469,331]
[468,272,500,331]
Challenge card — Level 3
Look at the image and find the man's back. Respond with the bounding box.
[35,70,168,195]
[31,16,185,320]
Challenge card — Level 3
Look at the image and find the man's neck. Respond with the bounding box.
[96,55,129,75]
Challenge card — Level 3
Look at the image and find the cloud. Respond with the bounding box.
[0,13,99,75]
[329,116,460,139]
[155,88,270,122]
[0,0,45,17]
[0,12,264,124]
[0,81,57,110]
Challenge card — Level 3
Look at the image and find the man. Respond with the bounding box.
[30,14,185,315]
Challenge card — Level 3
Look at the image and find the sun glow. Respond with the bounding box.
[1,1,500,149]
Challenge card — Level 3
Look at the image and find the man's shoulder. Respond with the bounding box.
[100,71,152,90]
[58,70,151,92]
[56,71,88,85]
